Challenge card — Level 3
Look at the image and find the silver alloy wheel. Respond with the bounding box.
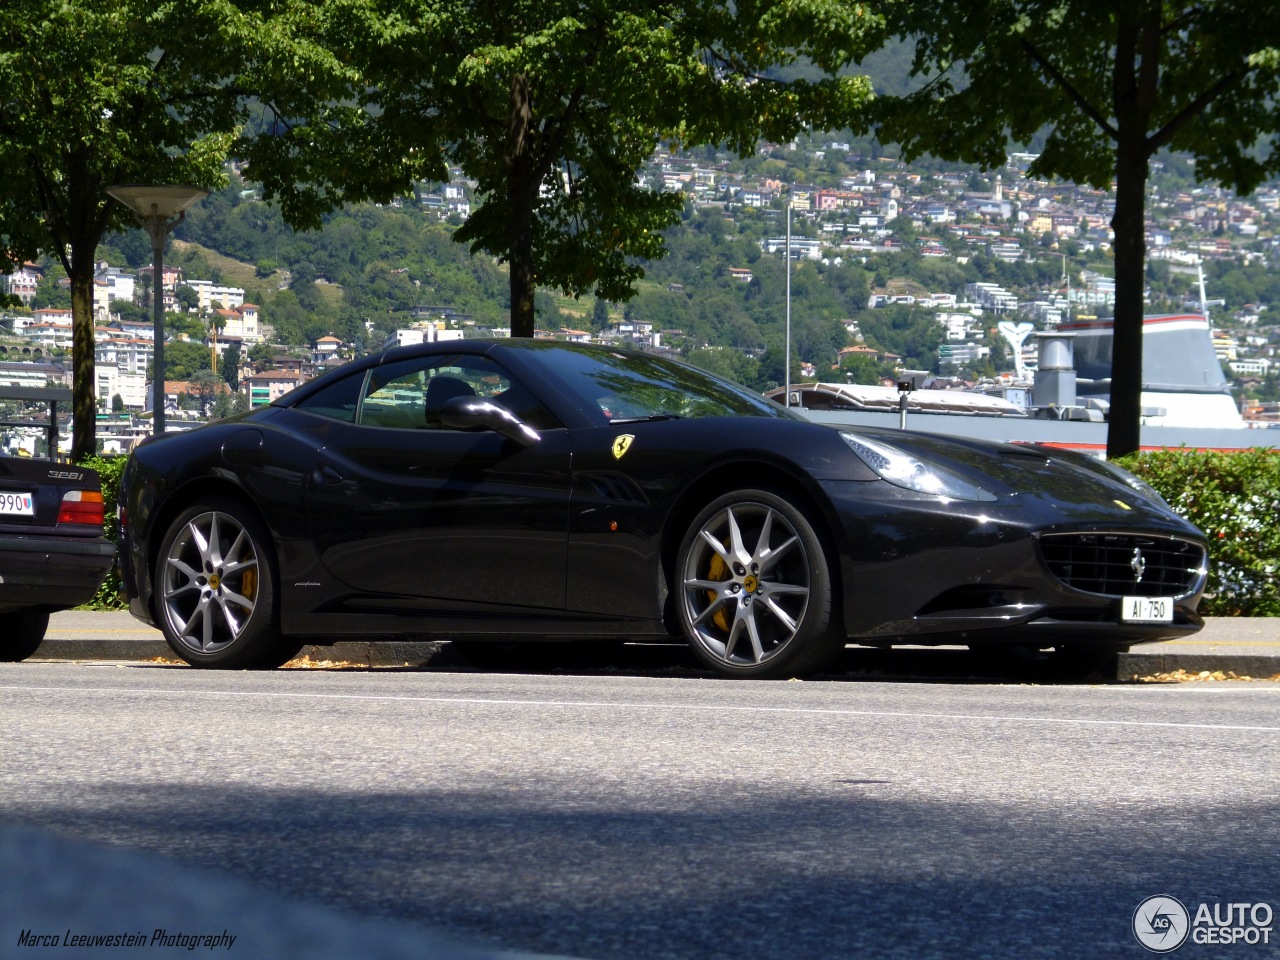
[160,509,261,655]
[680,500,812,667]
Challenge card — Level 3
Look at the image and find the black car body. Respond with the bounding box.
[118,339,1208,678]
[0,455,116,660]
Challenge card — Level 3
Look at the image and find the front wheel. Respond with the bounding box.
[155,498,299,669]
[676,489,841,678]
[0,610,50,662]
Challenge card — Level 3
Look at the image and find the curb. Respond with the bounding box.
[31,635,1280,679]
[33,611,1280,678]
[32,637,451,668]
[1115,651,1280,679]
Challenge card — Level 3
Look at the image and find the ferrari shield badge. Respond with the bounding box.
[612,434,635,460]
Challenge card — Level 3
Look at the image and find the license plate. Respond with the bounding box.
[1122,596,1173,623]
[0,491,34,516]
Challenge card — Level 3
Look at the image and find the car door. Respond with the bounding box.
[298,353,571,611]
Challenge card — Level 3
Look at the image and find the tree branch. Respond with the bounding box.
[1149,64,1253,151]
[1021,37,1117,139]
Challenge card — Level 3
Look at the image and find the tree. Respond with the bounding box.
[243,0,881,338]
[591,297,611,332]
[860,2,1280,457]
[0,0,320,459]
[186,369,222,416]
[176,284,201,313]
[839,352,883,385]
[164,340,213,383]
[220,342,242,391]
[212,389,249,420]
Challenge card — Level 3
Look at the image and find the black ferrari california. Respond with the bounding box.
[118,339,1209,678]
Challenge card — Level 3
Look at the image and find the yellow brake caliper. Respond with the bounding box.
[707,553,732,633]
[239,568,257,610]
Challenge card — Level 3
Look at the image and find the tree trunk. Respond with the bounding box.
[1106,10,1158,461]
[1107,139,1147,460]
[69,236,98,461]
[507,73,536,338]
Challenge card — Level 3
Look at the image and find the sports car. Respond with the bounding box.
[117,339,1209,678]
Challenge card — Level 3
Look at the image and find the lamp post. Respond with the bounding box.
[106,184,208,435]
[784,199,792,407]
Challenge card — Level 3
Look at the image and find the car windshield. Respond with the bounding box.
[534,346,798,424]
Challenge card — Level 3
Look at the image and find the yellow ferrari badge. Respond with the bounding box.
[612,434,635,459]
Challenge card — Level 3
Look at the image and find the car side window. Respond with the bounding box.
[291,370,364,423]
[348,354,558,431]
[360,366,429,429]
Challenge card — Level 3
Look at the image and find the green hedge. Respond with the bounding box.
[74,449,1279,617]
[77,454,128,611]
[1117,449,1280,617]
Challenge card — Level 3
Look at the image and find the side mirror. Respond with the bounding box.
[440,396,541,446]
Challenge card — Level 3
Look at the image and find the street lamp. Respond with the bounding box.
[784,197,793,407]
[106,184,208,435]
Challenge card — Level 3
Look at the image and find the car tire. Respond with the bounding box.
[676,489,841,679]
[968,642,1117,681]
[0,610,50,662]
[155,498,300,669]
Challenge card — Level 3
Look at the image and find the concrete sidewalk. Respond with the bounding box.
[37,610,1280,679]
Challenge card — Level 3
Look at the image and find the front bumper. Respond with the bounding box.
[817,480,1207,647]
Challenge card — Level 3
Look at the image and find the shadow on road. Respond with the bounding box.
[257,640,1120,685]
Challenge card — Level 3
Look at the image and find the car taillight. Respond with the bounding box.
[57,490,105,526]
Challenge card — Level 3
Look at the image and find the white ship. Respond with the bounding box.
[771,313,1278,454]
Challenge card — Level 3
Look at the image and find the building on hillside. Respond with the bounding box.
[213,304,262,343]
[137,265,184,311]
[312,335,343,363]
[95,265,136,304]
[24,323,73,351]
[95,365,147,411]
[109,318,155,341]
[32,307,73,327]
[242,369,308,408]
[0,359,67,389]
[3,263,43,305]
[187,280,246,313]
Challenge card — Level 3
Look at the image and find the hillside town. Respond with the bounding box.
[3,142,1280,453]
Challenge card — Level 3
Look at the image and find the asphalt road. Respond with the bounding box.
[2,662,1278,959]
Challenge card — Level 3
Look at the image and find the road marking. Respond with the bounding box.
[2,684,1278,733]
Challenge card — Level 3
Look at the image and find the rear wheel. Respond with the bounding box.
[676,489,841,678]
[0,610,50,662]
[155,498,299,669]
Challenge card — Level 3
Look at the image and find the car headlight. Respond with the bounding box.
[840,433,997,502]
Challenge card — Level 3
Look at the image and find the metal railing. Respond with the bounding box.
[0,385,71,461]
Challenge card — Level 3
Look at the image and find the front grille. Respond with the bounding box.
[1038,533,1206,597]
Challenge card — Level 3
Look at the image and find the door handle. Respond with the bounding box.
[312,463,344,484]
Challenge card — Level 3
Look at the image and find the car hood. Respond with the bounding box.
[835,428,1203,535]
